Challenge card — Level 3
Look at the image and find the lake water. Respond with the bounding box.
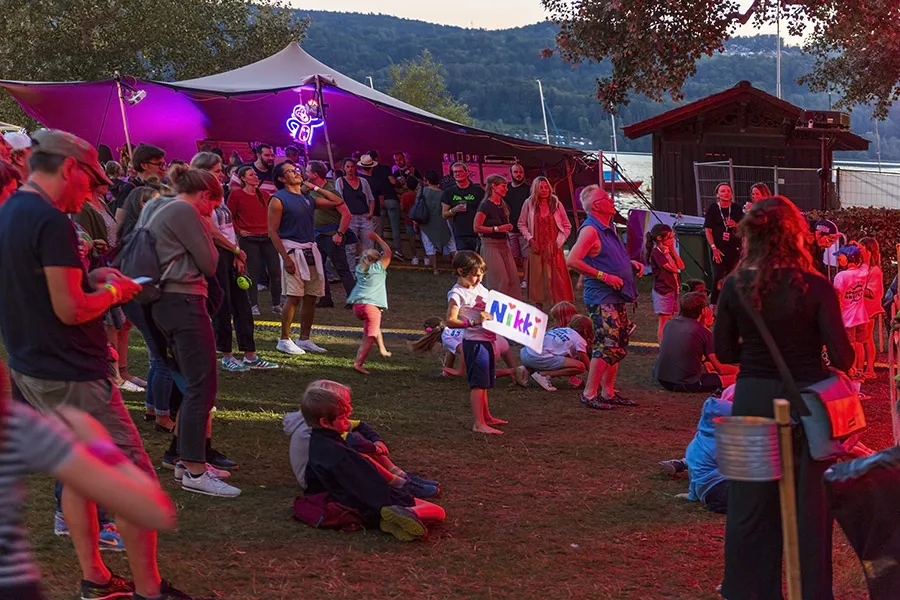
[593,151,900,213]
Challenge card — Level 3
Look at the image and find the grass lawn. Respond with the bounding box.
[25,269,886,599]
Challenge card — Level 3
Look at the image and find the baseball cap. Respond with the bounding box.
[813,219,839,236]
[834,245,861,260]
[30,129,111,186]
[3,132,31,152]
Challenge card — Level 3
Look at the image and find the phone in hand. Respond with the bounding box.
[132,276,153,286]
[456,202,468,213]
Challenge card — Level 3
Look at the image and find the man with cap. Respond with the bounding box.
[810,218,840,277]
[3,131,31,182]
[0,130,197,600]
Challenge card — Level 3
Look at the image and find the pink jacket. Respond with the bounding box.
[517,197,572,249]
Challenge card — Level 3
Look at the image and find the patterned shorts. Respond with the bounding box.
[587,303,632,366]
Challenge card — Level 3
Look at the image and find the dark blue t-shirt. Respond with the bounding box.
[274,189,316,244]
[0,191,107,381]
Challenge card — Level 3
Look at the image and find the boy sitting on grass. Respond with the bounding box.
[654,292,737,393]
[296,380,446,541]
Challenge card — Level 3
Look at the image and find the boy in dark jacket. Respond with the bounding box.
[301,380,446,541]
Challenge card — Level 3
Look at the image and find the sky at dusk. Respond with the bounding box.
[289,1,804,43]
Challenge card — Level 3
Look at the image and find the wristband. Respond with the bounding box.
[462,318,471,328]
[596,271,606,282]
[336,231,344,237]
[493,226,498,233]
[85,439,127,467]
[232,246,241,256]
[313,185,320,192]
[104,282,119,301]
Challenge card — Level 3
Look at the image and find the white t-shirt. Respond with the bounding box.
[212,205,237,245]
[442,327,508,356]
[834,265,869,328]
[524,327,587,360]
[446,282,496,342]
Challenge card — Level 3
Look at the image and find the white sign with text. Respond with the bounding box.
[482,290,548,353]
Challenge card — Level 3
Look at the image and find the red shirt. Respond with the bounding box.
[227,188,271,236]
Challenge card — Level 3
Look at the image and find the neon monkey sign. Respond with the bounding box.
[285,100,324,145]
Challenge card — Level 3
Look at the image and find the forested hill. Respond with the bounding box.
[299,10,900,160]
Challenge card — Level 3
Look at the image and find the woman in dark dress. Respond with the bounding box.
[714,196,854,600]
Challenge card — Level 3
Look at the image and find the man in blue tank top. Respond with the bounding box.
[567,185,643,410]
[269,161,345,356]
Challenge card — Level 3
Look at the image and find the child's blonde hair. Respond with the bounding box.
[360,249,381,274]
[301,379,351,426]
[550,301,577,328]
[568,314,594,345]
[409,317,445,353]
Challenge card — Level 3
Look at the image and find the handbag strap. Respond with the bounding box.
[736,291,810,416]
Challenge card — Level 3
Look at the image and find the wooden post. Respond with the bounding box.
[774,399,802,600]
[879,313,885,354]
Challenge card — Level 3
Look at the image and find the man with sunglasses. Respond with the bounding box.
[269,161,344,355]
[110,144,166,213]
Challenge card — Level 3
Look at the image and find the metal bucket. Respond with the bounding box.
[714,416,782,482]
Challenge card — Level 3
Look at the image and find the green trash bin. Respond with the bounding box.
[674,223,712,291]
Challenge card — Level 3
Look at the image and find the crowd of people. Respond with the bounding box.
[0,125,892,600]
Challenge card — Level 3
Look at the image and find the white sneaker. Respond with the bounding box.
[531,371,557,392]
[515,365,530,387]
[118,380,145,393]
[294,338,327,353]
[276,339,306,355]
[251,305,260,316]
[521,280,527,289]
[411,257,420,266]
[181,471,241,498]
[174,462,232,481]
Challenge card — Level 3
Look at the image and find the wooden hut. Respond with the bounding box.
[622,81,869,215]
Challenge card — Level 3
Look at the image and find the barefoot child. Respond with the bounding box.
[833,244,869,377]
[347,232,392,374]
[520,314,593,391]
[646,224,684,344]
[299,380,446,541]
[859,237,883,379]
[446,251,506,434]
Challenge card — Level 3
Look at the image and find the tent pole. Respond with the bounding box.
[114,72,134,170]
[315,76,337,174]
[566,157,580,230]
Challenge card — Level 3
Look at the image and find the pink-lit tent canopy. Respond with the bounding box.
[0,42,582,171]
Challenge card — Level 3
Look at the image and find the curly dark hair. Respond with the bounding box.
[736,195,814,309]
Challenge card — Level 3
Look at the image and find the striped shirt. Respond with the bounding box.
[0,402,74,588]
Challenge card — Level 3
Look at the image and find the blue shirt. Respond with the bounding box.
[0,191,108,381]
[686,396,732,503]
[580,214,637,305]
[274,189,316,244]
[346,261,388,309]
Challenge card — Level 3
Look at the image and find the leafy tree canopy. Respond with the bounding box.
[387,50,471,124]
[542,0,900,119]
[0,0,307,125]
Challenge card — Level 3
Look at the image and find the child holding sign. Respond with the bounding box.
[445,251,506,435]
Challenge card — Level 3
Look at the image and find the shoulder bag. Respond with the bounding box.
[737,292,866,461]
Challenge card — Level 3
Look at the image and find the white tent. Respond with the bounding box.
[1,43,582,172]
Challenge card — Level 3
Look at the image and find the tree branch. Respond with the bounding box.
[724,0,761,25]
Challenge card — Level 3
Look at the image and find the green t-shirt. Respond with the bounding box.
[312,180,342,229]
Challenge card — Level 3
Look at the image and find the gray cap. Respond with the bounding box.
[31,129,111,185]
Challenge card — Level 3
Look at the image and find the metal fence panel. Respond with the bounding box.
[694,160,733,215]
[838,169,900,209]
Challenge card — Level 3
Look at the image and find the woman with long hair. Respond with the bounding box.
[227,164,282,316]
[517,176,574,309]
[714,196,854,600]
[704,182,743,306]
[474,175,520,298]
[744,182,773,212]
[192,152,277,373]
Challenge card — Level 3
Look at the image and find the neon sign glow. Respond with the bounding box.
[285,103,324,146]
